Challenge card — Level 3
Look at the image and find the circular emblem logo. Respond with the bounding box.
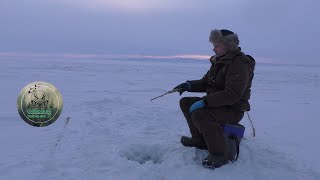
[17,81,63,127]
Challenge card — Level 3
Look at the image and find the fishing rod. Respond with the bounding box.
[150,88,182,101]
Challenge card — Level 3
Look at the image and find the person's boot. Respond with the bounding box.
[180,136,208,150]
[202,154,228,169]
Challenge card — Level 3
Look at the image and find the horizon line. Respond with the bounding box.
[0,51,315,66]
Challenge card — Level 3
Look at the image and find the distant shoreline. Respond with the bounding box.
[0,52,319,68]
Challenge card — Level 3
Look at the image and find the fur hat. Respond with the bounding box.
[209,29,239,50]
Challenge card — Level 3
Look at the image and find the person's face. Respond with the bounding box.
[213,43,228,57]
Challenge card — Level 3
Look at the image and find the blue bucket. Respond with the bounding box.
[223,124,245,138]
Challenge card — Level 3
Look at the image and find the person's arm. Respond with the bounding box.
[187,70,209,93]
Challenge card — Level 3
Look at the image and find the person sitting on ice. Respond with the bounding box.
[173,29,255,169]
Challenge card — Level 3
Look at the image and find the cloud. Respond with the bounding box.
[0,51,210,60]
[1,0,320,64]
[37,0,179,13]
[35,0,225,14]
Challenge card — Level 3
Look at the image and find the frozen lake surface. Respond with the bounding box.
[1,57,319,180]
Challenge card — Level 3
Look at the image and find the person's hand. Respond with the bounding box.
[189,100,205,113]
[173,82,191,95]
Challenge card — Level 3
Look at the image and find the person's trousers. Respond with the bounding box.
[179,97,244,159]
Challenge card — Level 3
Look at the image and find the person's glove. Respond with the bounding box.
[173,81,191,95]
[189,100,205,113]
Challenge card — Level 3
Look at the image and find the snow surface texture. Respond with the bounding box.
[1,58,320,180]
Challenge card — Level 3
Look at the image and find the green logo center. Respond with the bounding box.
[17,81,63,127]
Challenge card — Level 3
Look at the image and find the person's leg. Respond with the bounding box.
[191,107,245,168]
[191,107,244,155]
[191,109,227,157]
[179,97,205,144]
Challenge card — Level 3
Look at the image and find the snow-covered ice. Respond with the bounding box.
[1,57,320,180]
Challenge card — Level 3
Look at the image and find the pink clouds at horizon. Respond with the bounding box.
[0,52,210,60]
[0,51,291,65]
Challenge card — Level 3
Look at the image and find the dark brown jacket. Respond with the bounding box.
[187,48,255,111]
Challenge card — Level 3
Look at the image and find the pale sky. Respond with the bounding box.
[1,0,319,64]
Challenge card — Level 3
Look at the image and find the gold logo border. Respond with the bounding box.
[17,81,63,127]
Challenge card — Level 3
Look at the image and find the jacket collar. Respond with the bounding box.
[210,47,242,65]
